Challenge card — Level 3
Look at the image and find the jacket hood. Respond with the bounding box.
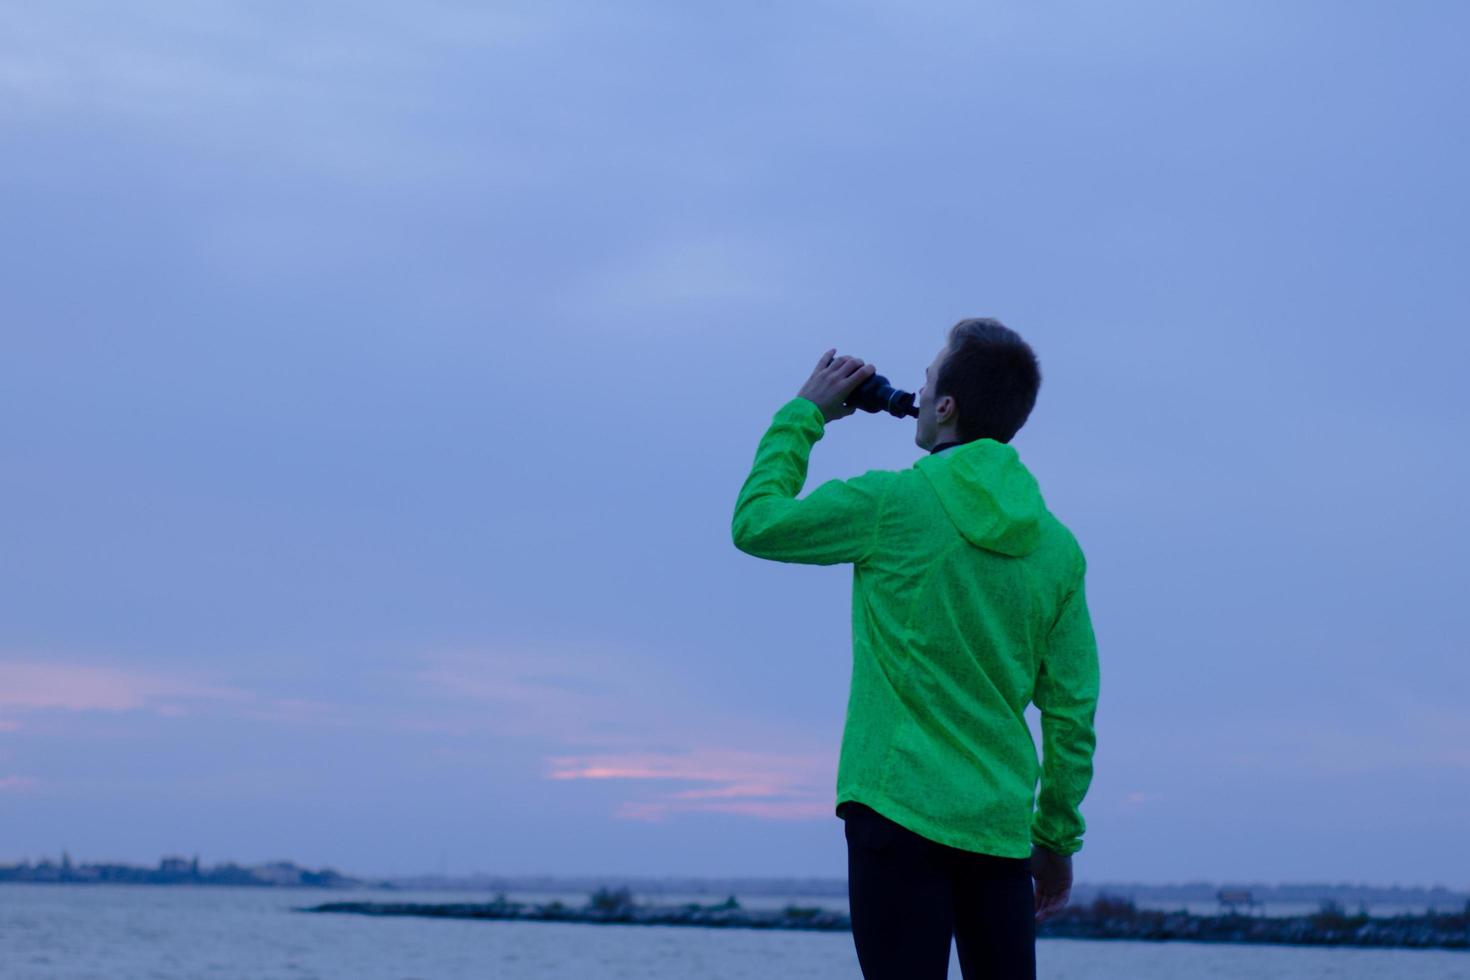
[914,440,1046,556]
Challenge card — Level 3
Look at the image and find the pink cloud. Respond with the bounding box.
[415,649,846,823]
[0,660,251,714]
[614,799,831,821]
[544,746,834,823]
[0,775,37,793]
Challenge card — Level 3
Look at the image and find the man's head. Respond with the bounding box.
[915,317,1041,451]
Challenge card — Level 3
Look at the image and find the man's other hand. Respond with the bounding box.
[797,349,877,423]
[1031,844,1073,922]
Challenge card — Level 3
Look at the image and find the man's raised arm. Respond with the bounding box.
[731,395,892,565]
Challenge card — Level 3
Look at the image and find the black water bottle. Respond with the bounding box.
[845,372,920,418]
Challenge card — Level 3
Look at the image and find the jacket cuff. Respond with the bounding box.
[1031,828,1081,857]
[775,396,826,432]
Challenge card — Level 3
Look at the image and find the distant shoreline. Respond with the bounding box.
[301,891,1470,952]
[4,857,1466,917]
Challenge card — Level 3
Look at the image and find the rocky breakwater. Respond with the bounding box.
[302,887,849,932]
[302,889,1470,951]
[1041,894,1470,951]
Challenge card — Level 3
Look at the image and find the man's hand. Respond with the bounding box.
[1031,844,1073,923]
[797,349,878,423]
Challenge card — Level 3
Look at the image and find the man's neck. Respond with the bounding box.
[929,438,965,454]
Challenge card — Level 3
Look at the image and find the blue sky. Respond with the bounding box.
[1,1,1467,887]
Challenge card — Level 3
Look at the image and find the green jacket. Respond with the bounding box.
[732,396,1099,858]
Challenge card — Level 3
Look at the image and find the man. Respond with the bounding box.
[731,318,1099,980]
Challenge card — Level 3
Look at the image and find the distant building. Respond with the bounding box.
[253,862,306,886]
[159,857,194,875]
[1218,888,1262,914]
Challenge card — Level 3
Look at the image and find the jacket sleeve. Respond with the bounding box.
[1031,556,1100,857]
[731,397,891,566]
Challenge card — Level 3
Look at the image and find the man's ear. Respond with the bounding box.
[937,395,956,424]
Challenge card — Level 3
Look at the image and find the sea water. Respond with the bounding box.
[3,884,1467,979]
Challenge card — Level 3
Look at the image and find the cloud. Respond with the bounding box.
[0,775,38,793]
[0,660,251,714]
[0,659,385,737]
[545,746,833,822]
[412,646,841,821]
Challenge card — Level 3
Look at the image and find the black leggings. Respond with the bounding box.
[842,801,1036,980]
